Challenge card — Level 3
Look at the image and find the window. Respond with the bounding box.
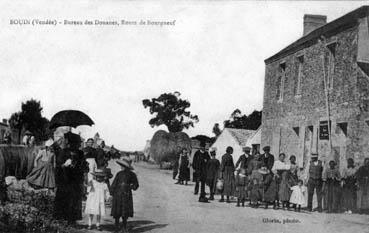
[336,122,348,136]
[326,41,337,90]
[277,62,286,102]
[295,55,304,96]
[319,120,331,140]
[293,127,300,136]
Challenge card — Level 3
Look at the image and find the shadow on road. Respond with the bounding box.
[78,220,168,232]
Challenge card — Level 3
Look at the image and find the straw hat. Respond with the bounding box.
[209,147,217,153]
[116,157,134,170]
[45,139,54,147]
[91,169,107,177]
[258,167,270,175]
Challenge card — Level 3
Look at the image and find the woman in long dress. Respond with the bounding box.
[26,139,56,189]
[54,132,89,224]
[178,149,190,185]
[219,146,235,203]
[342,158,357,214]
[356,158,369,214]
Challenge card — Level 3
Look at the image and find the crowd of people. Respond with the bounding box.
[172,142,369,214]
[1,132,139,233]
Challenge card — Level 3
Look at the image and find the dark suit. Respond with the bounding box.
[192,150,210,197]
[260,153,275,171]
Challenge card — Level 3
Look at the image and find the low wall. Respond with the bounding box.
[0,145,39,180]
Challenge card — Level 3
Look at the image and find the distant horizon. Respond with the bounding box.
[1,1,367,151]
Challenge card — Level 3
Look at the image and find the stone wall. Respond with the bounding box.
[261,22,369,174]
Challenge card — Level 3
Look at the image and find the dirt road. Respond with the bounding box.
[78,161,369,233]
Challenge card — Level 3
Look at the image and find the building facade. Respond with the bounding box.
[261,6,369,175]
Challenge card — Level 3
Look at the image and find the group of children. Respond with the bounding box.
[84,157,139,232]
[234,164,306,212]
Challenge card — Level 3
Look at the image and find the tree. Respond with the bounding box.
[142,92,199,133]
[9,112,23,143]
[9,99,51,144]
[212,123,222,137]
[223,109,262,130]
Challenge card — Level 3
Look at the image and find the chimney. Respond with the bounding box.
[303,14,327,36]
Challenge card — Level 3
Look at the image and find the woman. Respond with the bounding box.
[110,158,139,232]
[219,146,235,203]
[54,132,89,225]
[342,158,357,214]
[289,155,299,185]
[206,147,220,201]
[178,148,190,185]
[26,139,56,189]
[323,160,341,213]
[356,158,369,214]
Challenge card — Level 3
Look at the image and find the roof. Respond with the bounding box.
[225,128,255,147]
[265,6,369,64]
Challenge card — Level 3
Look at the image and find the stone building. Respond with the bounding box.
[261,6,369,175]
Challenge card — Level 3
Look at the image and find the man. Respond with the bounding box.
[235,146,252,170]
[306,152,323,212]
[260,146,274,172]
[192,141,210,202]
[206,147,220,200]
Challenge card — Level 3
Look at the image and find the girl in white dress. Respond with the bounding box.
[84,169,110,230]
[289,179,306,212]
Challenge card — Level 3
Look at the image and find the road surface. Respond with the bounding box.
[78,160,369,233]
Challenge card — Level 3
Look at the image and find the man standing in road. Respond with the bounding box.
[192,141,210,202]
[235,146,252,170]
[306,152,324,212]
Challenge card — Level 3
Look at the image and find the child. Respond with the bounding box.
[178,149,190,185]
[84,169,110,231]
[249,167,265,208]
[289,179,306,212]
[235,168,248,207]
[111,158,139,232]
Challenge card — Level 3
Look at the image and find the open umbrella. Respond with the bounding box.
[49,110,94,129]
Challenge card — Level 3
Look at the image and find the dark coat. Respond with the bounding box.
[179,155,190,181]
[192,150,210,182]
[260,153,275,171]
[83,147,96,159]
[206,158,220,187]
[54,148,89,221]
[110,169,139,218]
[235,154,250,170]
[263,173,278,202]
[96,148,106,169]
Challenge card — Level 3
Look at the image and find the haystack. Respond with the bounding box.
[150,130,191,166]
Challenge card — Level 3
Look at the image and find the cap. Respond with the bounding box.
[263,146,270,151]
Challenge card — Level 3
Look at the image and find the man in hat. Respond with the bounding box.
[192,141,210,202]
[306,152,324,212]
[236,146,252,170]
[260,146,274,172]
[206,147,220,200]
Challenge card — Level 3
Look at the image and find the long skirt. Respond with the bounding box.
[111,190,134,218]
[325,179,341,212]
[278,180,291,202]
[179,167,190,181]
[250,184,263,202]
[264,179,278,203]
[221,167,235,196]
[343,177,356,211]
[26,160,55,189]
[54,183,84,221]
[357,185,369,210]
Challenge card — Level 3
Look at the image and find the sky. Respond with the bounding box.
[0,1,367,151]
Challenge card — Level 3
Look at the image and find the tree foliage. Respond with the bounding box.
[142,92,199,133]
[9,99,51,144]
[223,109,262,130]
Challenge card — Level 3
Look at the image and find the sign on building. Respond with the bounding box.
[319,120,331,140]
